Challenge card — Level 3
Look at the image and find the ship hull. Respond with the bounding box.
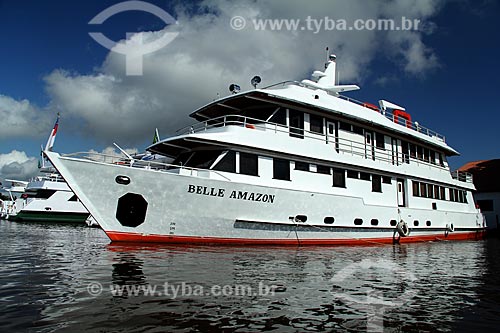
[46,152,486,245]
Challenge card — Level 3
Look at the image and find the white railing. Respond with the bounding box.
[451,170,473,183]
[61,152,232,181]
[176,114,449,171]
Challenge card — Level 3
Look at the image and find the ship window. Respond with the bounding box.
[371,219,379,226]
[240,152,259,176]
[427,184,434,199]
[213,151,236,173]
[316,165,331,175]
[417,146,424,160]
[463,191,468,203]
[440,187,446,200]
[269,108,286,125]
[339,121,351,131]
[382,176,392,184]
[376,132,385,149]
[294,161,309,171]
[354,218,363,225]
[68,194,78,202]
[289,109,304,139]
[477,200,494,212]
[430,150,437,164]
[409,143,417,158]
[449,188,454,201]
[352,125,364,135]
[412,181,420,197]
[434,185,440,199]
[309,114,324,134]
[420,183,427,198]
[390,219,397,226]
[372,175,382,192]
[426,220,431,226]
[423,148,430,162]
[294,215,307,222]
[347,170,359,179]
[359,172,371,181]
[185,150,222,169]
[432,202,437,210]
[414,220,419,226]
[438,153,444,167]
[170,151,193,168]
[273,158,290,181]
[35,189,57,199]
[332,168,346,188]
[324,217,335,224]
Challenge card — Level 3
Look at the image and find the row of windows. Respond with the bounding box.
[318,217,432,227]
[412,181,467,203]
[272,108,447,168]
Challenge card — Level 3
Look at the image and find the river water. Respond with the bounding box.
[0,220,499,332]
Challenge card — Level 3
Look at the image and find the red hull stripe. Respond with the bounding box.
[106,231,486,246]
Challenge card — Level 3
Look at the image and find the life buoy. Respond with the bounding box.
[396,220,410,237]
[363,102,380,112]
[446,223,454,232]
[393,110,412,128]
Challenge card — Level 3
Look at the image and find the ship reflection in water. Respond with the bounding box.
[0,221,499,332]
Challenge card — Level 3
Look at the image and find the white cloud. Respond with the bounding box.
[0,95,51,139]
[0,150,39,181]
[10,0,447,145]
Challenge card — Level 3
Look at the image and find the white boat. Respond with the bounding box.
[6,114,91,224]
[46,54,486,245]
[8,168,89,223]
[0,180,28,219]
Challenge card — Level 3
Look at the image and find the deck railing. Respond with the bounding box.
[176,114,454,173]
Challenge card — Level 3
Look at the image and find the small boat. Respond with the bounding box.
[46,53,486,245]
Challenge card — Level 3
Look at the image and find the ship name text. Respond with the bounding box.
[187,185,275,203]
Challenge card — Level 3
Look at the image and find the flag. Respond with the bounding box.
[152,128,160,144]
[44,113,60,152]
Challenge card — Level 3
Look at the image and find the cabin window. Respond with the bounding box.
[213,151,236,173]
[359,172,371,181]
[417,146,424,160]
[462,191,468,203]
[375,132,385,149]
[414,220,419,226]
[185,150,222,169]
[372,175,382,192]
[390,220,397,226]
[347,170,359,179]
[354,218,363,225]
[438,153,445,167]
[294,161,309,171]
[35,189,57,199]
[371,219,379,226]
[332,168,346,188]
[289,109,304,139]
[324,217,335,224]
[477,200,494,211]
[427,184,434,199]
[409,143,417,158]
[440,187,446,200]
[382,176,392,184]
[309,114,324,134]
[273,158,290,181]
[352,125,364,135]
[316,165,331,175]
[339,121,351,131]
[240,152,259,176]
[412,181,420,197]
[402,141,410,164]
[420,183,427,198]
[434,185,440,199]
[430,150,437,164]
[269,107,287,125]
[426,221,431,226]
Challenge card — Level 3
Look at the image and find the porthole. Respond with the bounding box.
[426,220,431,226]
[115,175,131,185]
[324,217,335,224]
[390,220,397,226]
[371,219,379,226]
[294,215,307,223]
[354,218,363,225]
[414,220,419,226]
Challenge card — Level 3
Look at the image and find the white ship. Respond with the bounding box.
[46,54,486,245]
[0,180,28,219]
[7,114,90,224]
[9,169,89,223]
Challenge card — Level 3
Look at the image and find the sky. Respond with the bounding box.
[0,0,499,181]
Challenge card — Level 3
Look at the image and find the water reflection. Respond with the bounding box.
[1,220,499,332]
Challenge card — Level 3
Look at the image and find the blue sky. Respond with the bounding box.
[0,0,499,180]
